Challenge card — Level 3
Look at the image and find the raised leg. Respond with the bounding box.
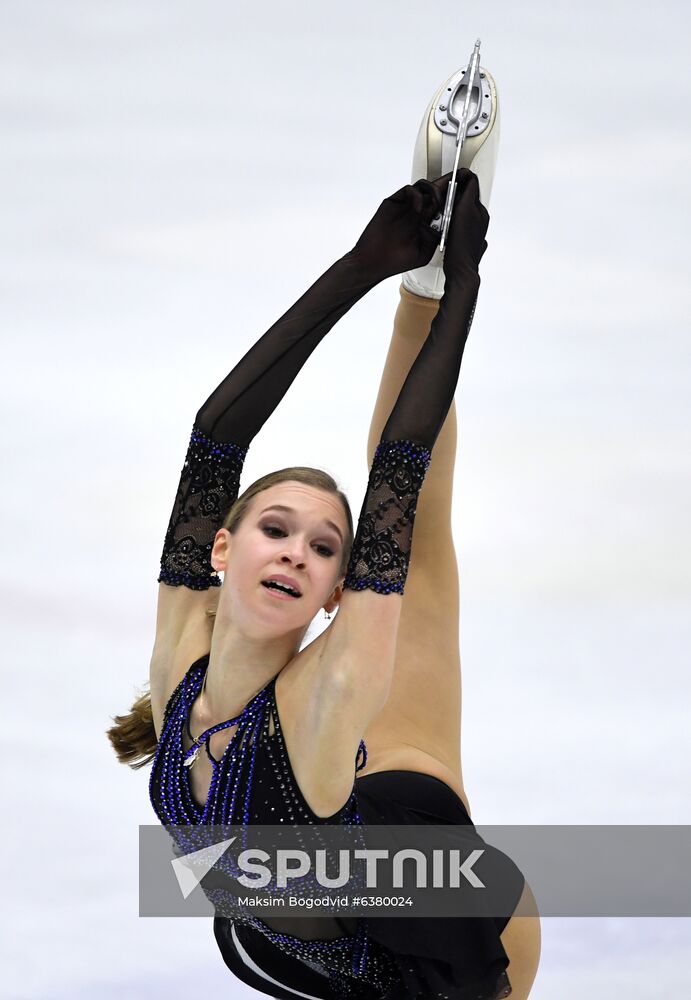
[499,881,542,999]
[361,283,463,779]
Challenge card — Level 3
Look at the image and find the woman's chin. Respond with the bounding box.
[254,587,314,629]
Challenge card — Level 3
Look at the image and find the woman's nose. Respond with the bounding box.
[280,539,307,565]
[281,554,306,569]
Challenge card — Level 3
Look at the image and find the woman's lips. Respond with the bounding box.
[261,584,300,601]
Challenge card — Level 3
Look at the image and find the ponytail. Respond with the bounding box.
[106,685,158,770]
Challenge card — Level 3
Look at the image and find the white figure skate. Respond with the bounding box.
[402,39,500,300]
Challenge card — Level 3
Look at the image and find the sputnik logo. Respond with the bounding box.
[171,836,237,899]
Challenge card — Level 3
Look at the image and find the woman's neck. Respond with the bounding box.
[202,610,301,724]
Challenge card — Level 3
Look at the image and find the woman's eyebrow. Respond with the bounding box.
[258,504,343,544]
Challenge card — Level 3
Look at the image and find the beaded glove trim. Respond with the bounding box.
[158,425,247,591]
[343,439,431,596]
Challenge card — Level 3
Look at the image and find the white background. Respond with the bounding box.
[2,1,690,997]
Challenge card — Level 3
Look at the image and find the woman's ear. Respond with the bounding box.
[324,580,344,614]
[211,528,231,573]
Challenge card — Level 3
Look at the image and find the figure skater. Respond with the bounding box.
[108,62,541,1000]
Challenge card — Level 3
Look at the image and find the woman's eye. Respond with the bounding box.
[262,525,286,538]
[262,524,333,558]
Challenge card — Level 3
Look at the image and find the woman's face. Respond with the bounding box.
[213,481,349,636]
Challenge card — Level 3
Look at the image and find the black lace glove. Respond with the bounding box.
[157,429,248,590]
[344,169,490,596]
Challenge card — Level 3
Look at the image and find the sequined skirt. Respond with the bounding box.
[213,770,526,1000]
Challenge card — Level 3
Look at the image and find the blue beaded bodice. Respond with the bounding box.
[149,654,402,1000]
[149,653,367,827]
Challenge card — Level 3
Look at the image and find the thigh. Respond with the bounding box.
[362,534,463,775]
[499,881,542,1000]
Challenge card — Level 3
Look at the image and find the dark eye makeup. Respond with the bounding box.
[260,522,335,558]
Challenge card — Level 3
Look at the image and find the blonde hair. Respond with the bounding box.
[106,467,354,769]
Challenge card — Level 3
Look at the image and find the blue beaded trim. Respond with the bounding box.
[342,574,405,595]
[188,425,248,463]
[374,437,432,470]
[158,567,223,589]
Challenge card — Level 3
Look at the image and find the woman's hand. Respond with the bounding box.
[439,168,490,279]
[351,169,489,281]
[351,175,448,280]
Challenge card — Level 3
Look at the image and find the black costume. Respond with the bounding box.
[149,171,526,999]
